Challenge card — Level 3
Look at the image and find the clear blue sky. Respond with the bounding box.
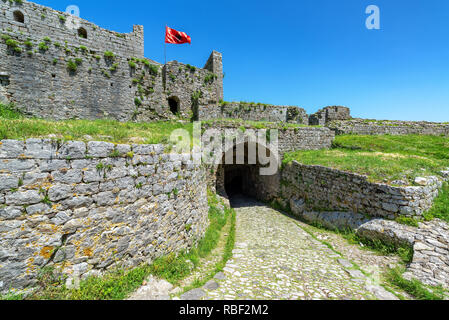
[37,0,449,121]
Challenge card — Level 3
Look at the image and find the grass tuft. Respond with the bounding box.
[0,103,23,119]
[386,267,445,300]
[424,182,449,222]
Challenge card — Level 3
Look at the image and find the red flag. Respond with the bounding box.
[165,26,191,44]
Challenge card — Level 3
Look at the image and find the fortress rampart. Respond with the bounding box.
[0,0,223,122]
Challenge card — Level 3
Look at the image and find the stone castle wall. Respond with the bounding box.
[0,0,144,58]
[0,139,209,293]
[309,106,351,126]
[198,103,309,125]
[327,119,449,136]
[201,121,335,154]
[281,161,444,219]
[0,0,223,122]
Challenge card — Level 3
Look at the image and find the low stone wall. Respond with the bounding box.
[281,161,443,219]
[328,119,449,136]
[0,139,209,293]
[358,219,449,289]
[202,121,335,155]
[198,103,309,125]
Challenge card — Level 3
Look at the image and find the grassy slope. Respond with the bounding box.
[283,134,449,185]
[0,103,192,144]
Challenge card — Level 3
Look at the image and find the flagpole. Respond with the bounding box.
[164,25,167,65]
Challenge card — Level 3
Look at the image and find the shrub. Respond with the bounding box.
[104,51,115,59]
[128,61,136,68]
[109,63,119,72]
[58,15,66,22]
[185,64,196,72]
[5,38,19,48]
[148,64,158,76]
[67,59,77,72]
[38,42,49,51]
[204,73,217,84]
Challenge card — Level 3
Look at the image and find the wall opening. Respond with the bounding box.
[216,141,279,206]
[168,96,180,115]
[13,10,25,23]
[78,27,88,39]
[0,74,10,86]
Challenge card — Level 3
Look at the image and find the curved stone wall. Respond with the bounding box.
[0,139,208,293]
[281,161,444,219]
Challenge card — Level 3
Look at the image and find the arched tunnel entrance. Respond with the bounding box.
[216,141,280,206]
[224,165,250,197]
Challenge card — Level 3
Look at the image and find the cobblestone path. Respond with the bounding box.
[201,196,396,300]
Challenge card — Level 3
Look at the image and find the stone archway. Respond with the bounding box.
[13,10,25,23]
[78,27,88,39]
[216,140,280,204]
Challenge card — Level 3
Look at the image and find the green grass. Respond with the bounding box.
[181,198,236,294]
[0,103,23,120]
[0,104,192,144]
[18,191,234,300]
[284,134,449,184]
[341,230,414,264]
[424,182,449,222]
[202,118,313,130]
[385,267,446,300]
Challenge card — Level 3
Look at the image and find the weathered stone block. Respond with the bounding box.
[132,144,154,155]
[59,141,86,159]
[61,196,93,210]
[52,169,83,184]
[0,140,24,158]
[87,141,115,158]
[0,174,19,191]
[25,139,58,159]
[0,159,35,172]
[25,205,51,218]
[48,184,73,202]
[0,206,23,220]
[5,190,43,205]
[115,144,132,155]
[83,169,104,183]
[39,159,68,172]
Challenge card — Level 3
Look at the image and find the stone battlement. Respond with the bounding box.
[0,0,223,122]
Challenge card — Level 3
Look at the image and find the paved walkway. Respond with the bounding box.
[200,196,396,300]
[130,196,400,300]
